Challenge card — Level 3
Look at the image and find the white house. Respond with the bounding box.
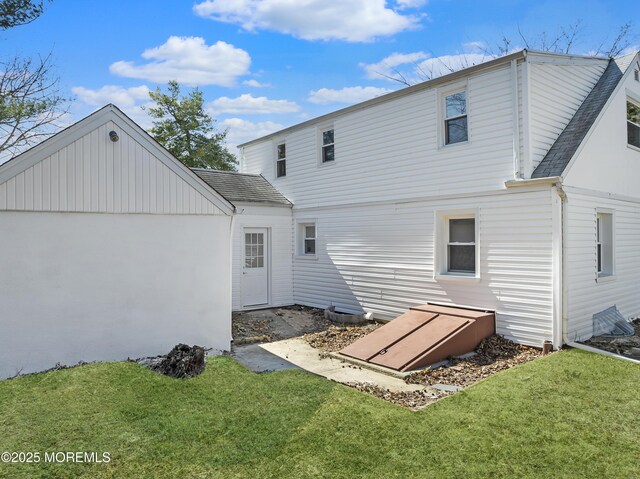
[2,48,639,378]
[237,49,640,349]
[0,105,236,378]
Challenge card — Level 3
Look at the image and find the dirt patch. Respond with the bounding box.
[233,305,331,344]
[406,335,544,389]
[346,382,448,410]
[304,323,381,355]
[584,319,640,358]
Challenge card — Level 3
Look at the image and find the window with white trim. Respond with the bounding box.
[321,128,335,163]
[628,99,640,149]
[276,142,286,178]
[298,222,316,255]
[444,90,468,145]
[596,212,613,278]
[447,217,476,274]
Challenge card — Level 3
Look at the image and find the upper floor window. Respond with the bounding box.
[628,99,640,149]
[276,142,286,178]
[444,90,468,145]
[321,128,335,163]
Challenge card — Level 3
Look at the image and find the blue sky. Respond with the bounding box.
[3,0,637,152]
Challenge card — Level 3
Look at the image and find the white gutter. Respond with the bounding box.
[552,183,565,348]
[565,341,640,364]
[511,59,522,179]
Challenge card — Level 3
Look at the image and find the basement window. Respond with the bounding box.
[276,142,286,178]
[628,99,640,149]
[596,211,614,279]
[444,90,468,145]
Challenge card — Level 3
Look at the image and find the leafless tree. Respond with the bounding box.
[0,54,68,158]
[379,21,637,87]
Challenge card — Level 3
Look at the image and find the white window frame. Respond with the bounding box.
[296,220,317,258]
[596,209,615,282]
[438,82,470,148]
[317,124,335,165]
[627,96,640,151]
[275,140,286,178]
[434,209,480,282]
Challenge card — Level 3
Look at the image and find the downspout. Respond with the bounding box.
[511,59,522,179]
[552,182,566,348]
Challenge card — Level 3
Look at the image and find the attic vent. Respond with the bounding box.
[635,69,639,82]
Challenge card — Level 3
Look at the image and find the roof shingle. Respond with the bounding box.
[192,169,292,207]
[532,52,638,178]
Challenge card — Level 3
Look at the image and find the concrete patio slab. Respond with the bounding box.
[260,337,433,393]
[231,343,299,373]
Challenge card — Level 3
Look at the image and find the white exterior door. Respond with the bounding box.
[242,228,269,307]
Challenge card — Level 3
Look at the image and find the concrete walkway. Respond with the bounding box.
[257,338,429,393]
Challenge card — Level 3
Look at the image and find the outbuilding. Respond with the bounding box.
[0,105,235,378]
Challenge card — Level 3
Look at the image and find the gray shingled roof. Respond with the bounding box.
[532,52,638,178]
[192,169,292,207]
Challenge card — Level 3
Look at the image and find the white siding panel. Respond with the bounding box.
[565,190,640,341]
[231,205,293,310]
[0,120,224,215]
[243,63,517,208]
[292,189,555,347]
[528,61,607,173]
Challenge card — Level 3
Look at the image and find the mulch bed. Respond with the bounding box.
[346,382,448,409]
[304,323,381,355]
[405,335,544,389]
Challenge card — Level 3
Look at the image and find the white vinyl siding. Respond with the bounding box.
[293,189,555,347]
[0,120,223,215]
[231,204,293,311]
[243,62,517,208]
[564,191,640,341]
[527,59,608,174]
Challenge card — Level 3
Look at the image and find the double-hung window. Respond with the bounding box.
[299,223,316,256]
[276,142,286,177]
[444,90,468,145]
[628,99,640,149]
[321,128,335,163]
[447,217,476,274]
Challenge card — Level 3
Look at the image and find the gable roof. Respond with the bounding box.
[532,52,639,178]
[191,169,292,207]
[0,104,235,215]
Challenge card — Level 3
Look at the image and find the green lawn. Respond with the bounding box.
[0,350,638,478]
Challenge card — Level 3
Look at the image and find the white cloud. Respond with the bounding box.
[361,51,429,80]
[193,0,423,43]
[221,118,285,152]
[395,0,427,9]
[361,50,494,84]
[109,36,251,87]
[71,85,150,108]
[243,79,271,88]
[209,94,299,114]
[307,86,393,105]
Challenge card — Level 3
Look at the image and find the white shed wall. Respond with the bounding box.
[0,211,232,379]
[0,120,223,215]
[231,204,293,310]
[293,188,555,347]
[564,190,640,342]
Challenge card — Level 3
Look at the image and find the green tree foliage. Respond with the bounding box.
[146,81,237,171]
[0,0,45,29]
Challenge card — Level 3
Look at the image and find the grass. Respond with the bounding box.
[0,350,638,478]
